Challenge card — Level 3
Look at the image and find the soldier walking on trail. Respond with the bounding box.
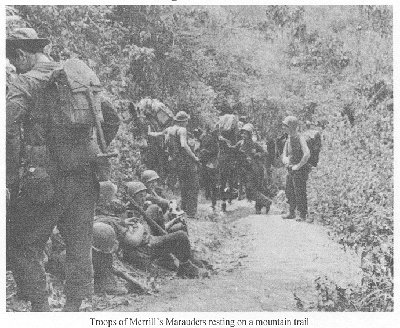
[149,111,200,219]
[235,124,271,214]
[281,116,312,222]
[6,28,120,311]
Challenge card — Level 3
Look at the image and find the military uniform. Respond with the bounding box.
[6,61,119,306]
[168,125,199,218]
[198,130,220,209]
[285,135,310,218]
[108,204,192,267]
[236,137,270,212]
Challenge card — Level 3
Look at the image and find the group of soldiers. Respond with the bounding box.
[6,28,314,312]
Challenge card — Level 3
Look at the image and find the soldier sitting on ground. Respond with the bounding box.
[123,181,201,278]
[141,169,187,234]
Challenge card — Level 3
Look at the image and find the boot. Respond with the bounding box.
[177,260,199,279]
[221,201,227,212]
[265,202,271,215]
[296,212,307,222]
[282,209,296,220]
[306,216,314,223]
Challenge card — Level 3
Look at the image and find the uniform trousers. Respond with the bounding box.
[8,169,98,303]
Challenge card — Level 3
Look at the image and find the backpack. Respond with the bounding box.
[137,98,174,129]
[218,114,238,133]
[48,58,104,129]
[43,59,109,174]
[302,130,322,167]
[217,114,239,145]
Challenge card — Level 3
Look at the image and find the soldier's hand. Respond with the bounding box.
[6,188,10,206]
[291,164,300,171]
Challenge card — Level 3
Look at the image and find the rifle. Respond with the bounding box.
[112,266,149,294]
[126,198,167,236]
[86,86,118,158]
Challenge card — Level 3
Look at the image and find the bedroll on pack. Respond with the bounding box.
[218,114,239,133]
[303,130,322,167]
[137,98,174,127]
[49,58,104,128]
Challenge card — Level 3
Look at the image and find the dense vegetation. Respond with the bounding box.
[12,5,393,311]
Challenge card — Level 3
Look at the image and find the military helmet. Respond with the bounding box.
[99,181,118,203]
[241,123,254,133]
[92,222,118,254]
[141,170,160,184]
[6,28,50,53]
[174,111,190,122]
[282,116,299,129]
[126,181,147,196]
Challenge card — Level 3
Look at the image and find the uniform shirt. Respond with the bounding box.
[6,62,61,185]
[287,135,304,166]
[145,190,169,213]
[95,208,152,255]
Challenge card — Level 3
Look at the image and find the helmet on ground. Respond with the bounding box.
[126,181,147,196]
[141,170,160,184]
[92,222,118,254]
[241,123,254,133]
[282,116,299,129]
[99,181,118,203]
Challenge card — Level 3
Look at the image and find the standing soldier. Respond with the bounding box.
[6,28,120,311]
[281,116,311,222]
[235,124,271,214]
[150,111,200,219]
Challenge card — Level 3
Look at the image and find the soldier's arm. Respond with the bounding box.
[6,78,33,186]
[146,194,169,213]
[148,126,167,138]
[179,128,199,162]
[282,139,290,166]
[100,99,120,146]
[122,223,148,247]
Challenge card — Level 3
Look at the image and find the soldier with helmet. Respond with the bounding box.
[148,111,200,219]
[141,169,187,233]
[141,169,169,213]
[123,181,200,278]
[281,116,311,222]
[234,123,271,214]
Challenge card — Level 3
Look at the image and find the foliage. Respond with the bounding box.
[11,5,393,311]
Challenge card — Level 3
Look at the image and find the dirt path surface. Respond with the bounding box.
[113,201,362,312]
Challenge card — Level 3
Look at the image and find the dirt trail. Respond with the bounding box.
[113,201,362,312]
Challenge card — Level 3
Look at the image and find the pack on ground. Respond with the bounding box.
[302,130,322,167]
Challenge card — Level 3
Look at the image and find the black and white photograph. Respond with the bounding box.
[3,2,396,327]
